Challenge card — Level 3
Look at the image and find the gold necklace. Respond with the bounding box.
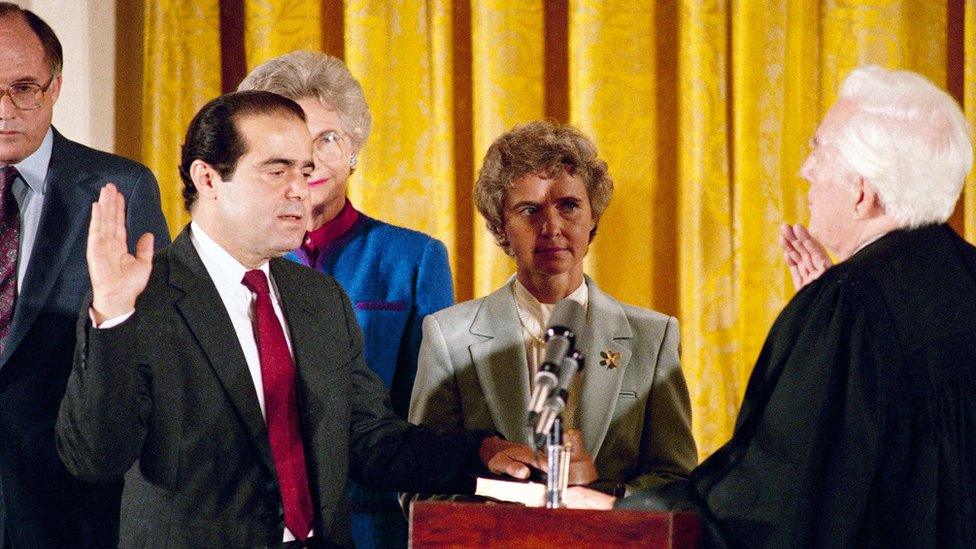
[512,284,547,346]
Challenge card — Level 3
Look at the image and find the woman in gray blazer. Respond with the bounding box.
[409,120,697,497]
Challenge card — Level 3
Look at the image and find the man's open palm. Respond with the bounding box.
[87,184,154,324]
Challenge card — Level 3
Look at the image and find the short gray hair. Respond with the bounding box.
[238,50,372,152]
[834,65,973,228]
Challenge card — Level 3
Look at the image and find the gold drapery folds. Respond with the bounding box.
[130,0,976,459]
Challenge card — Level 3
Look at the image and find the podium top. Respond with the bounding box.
[409,500,701,549]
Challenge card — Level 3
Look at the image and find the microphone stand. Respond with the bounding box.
[544,418,569,509]
[540,350,583,508]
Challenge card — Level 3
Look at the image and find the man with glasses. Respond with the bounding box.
[0,4,169,548]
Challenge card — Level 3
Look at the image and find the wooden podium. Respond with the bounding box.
[409,501,701,548]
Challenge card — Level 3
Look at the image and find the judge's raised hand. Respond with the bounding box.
[779,223,832,290]
[87,183,155,325]
[479,436,544,480]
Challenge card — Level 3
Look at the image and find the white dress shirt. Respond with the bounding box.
[9,128,53,291]
[512,278,587,428]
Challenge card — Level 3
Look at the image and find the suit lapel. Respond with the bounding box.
[576,277,632,457]
[168,229,276,476]
[2,132,94,366]
[469,284,534,445]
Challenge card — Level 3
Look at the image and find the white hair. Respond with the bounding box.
[833,65,973,227]
[237,50,372,152]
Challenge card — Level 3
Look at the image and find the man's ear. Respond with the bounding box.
[853,176,883,219]
[189,160,221,201]
[48,74,62,104]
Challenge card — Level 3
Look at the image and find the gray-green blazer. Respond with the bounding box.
[409,276,697,494]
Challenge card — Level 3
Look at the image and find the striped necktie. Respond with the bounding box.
[0,165,21,350]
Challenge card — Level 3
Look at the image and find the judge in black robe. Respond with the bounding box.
[631,223,975,547]
[568,66,976,548]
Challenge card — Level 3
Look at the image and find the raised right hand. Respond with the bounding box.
[87,183,155,325]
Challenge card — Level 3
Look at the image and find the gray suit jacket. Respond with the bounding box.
[0,129,169,548]
[56,227,487,548]
[409,277,697,494]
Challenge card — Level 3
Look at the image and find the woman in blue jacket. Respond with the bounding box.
[239,50,454,549]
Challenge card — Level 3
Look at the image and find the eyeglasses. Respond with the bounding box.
[312,130,349,162]
[0,75,56,111]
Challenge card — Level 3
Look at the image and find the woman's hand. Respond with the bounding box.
[564,428,598,485]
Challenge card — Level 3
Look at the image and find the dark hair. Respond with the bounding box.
[179,90,306,211]
[0,3,64,75]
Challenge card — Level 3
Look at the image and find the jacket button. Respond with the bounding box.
[259,511,276,526]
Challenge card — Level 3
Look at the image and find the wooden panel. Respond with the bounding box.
[409,501,701,548]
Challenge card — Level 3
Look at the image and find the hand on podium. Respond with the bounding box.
[564,429,597,485]
[564,486,616,510]
[479,436,544,480]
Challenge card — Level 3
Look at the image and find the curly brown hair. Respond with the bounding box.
[475,120,613,254]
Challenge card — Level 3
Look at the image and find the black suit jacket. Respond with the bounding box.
[56,228,485,548]
[0,129,169,548]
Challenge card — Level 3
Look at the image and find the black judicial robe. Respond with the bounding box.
[622,224,976,547]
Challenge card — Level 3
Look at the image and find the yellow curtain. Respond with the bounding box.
[676,0,740,457]
[345,0,460,282]
[470,1,545,297]
[967,0,975,241]
[569,0,670,313]
[141,0,222,237]
[243,0,321,71]
[729,0,819,450]
[134,0,975,460]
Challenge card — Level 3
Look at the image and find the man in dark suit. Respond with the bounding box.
[56,90,535,548]
[566,66,976,547]
[0,4,169,547]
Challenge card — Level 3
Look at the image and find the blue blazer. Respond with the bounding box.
[286,215,454,418]
[0,129,170,548]
[286,213,454,541]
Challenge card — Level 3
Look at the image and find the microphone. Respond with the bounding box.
[527,299,586,418]
[533,350,584,448]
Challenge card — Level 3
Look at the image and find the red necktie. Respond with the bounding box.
[0,166,20,350]
[241,269,314,541]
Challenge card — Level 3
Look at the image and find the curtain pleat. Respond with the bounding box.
[569,0,667,314]
[243,0,321,71]
[676,0,740,458]
[141,0,222,236]
[345,1,459,281]
[132,0,975,459]
[470,1,545,297]
[966,0,975,241]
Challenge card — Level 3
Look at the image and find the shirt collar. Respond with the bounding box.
[851,231,890,257]
[190,220,270,288]
[512,278,589,330]
[303,198,360,254]
[10,127,53,194]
